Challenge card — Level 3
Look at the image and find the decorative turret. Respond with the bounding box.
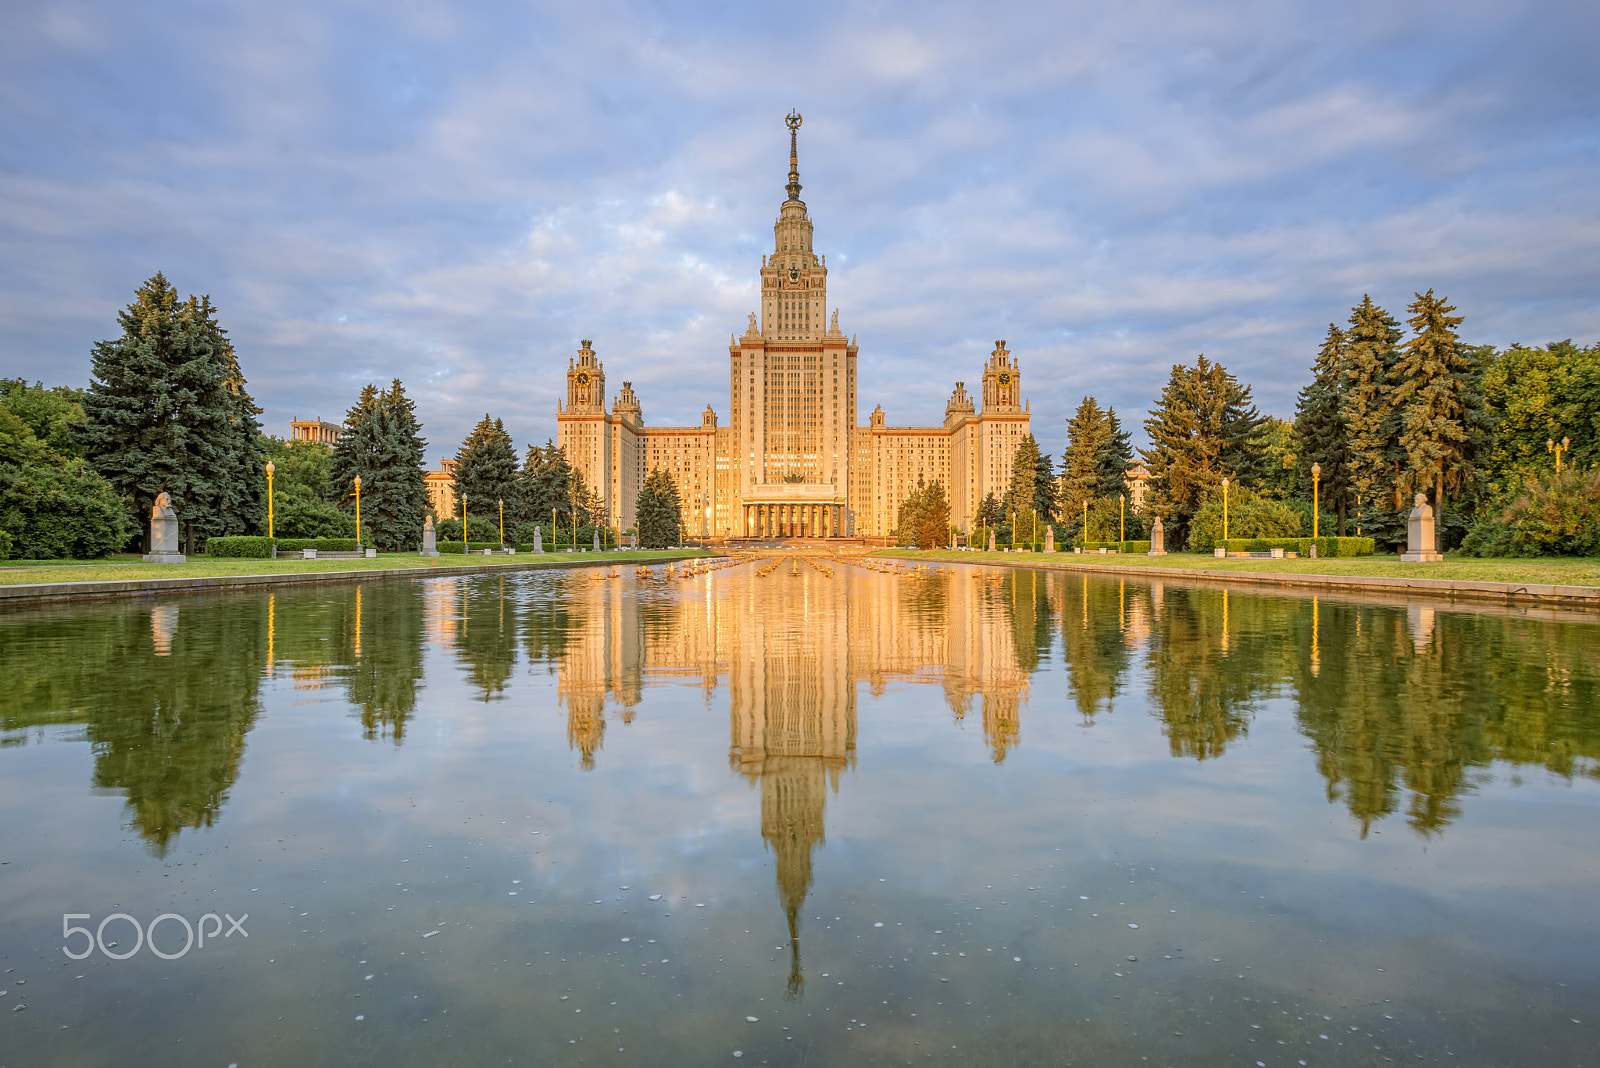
[565,340,606,414]
[761,111,827,341]
[980,340,1022,413]
[702,404,718,428]
[869,404,885,428]
[613,379,641,423]
[944,381,975,427]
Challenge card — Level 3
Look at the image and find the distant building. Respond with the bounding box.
[424,459,458,521]
[1126,461,1150,512]
[554,115,1030,539]
[290,418,342,445]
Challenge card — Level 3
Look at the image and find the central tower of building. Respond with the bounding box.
[729,111,857,538]
[554,113,1030,541]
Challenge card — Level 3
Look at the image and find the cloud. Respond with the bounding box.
[0,0,1596,460]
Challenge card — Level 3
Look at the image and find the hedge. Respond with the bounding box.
[1121,540,1152,554]
[1218,537,1374,557]
[434,541,506,554]
[273,538,361,552]
[206,536,274,558]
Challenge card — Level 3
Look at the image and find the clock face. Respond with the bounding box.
[996,371,1013,386]
[575,371,592,386]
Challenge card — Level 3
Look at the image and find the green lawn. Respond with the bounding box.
[876,548,1600,588]
[0,549,712,587]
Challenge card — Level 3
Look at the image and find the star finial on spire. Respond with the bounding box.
[785,110,803,201]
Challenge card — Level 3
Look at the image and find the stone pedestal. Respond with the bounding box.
[1147,516,1166,556]
[1401,493,1443,563]
[420,516,439,557]
[142,492,185,563]
[1044,526,1055,553]
[533,527,543,553]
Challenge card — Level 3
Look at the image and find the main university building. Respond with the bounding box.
[557,115,1030,539]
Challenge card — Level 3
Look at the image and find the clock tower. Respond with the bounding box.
[981,341,1022,413]
[565,339,605,413]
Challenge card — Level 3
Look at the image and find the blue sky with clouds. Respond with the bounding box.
[2,0,1596,463]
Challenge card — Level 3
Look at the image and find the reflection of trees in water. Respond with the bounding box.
[454,574,519,700]
[1293,603,1600,836]
[1145,587,1285,760]
[1059,575,1136,722]
[0,598,266,855]
[343,585,426,743]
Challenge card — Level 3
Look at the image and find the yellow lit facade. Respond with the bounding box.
[557,116,1030,539]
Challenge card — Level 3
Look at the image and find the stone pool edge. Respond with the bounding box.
[882,553,1600,612]
[0,553,712,607]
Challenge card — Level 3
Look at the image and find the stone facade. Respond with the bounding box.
[289,418,342,445]
[556,116,1031,538]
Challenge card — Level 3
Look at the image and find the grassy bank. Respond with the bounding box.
[875,548,1600,588]
[0,549,713,587]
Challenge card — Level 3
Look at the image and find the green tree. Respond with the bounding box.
[1481,340,1600,492]
[636,467,682,548]
[1060,397,1111,521]
[1341,296,1406,539]
[327,380,431,550]
[894,476,952,548]
[0,463,131,559]
[1096,407,1135,498]
[1139,355,1267,548]
[1003,434,1046,534]
[452,415,520,534]
[77,274,262,551]
[0,379,86,459]
[1294,324,1354,534]
[521,440,574,530]
[1392,290,1493,551]
[1256,417,1299,500]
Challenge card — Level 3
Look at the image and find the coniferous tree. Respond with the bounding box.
[1061,397,1112,520]
[196,295,265,538]
[1003,434,1044,522]
[379,379,432,540]
[1341,296,1406,534]
[1392,291,1492,551]
[328,384,381,525]
[569,467,606,528]
[521,441,574,531]
[1033,448,1058,520]
[1095,407,1135,499]
[1294,324,1354,534]
[636,468,682,548]
[78,274,257,551]
[1139,356,1267,547]
[452,416,520,535]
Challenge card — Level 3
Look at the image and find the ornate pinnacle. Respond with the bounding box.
[785,110,803,201]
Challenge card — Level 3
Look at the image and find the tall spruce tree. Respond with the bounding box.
[1341,296,1406,533]
[1033,447,1058,520]
[325,380,429,550]
[78,274,257,552]
[520,441,573,530]
[1392,291,1492,551]
[1061,398,1111,520]
[452,416,521,534]
[1096,407,1135,498]
[636,468,682,548]
[1294,323,1354,534]
[1004,434,1045,522]
[1139,355,1267,547]
[380,379,432,541]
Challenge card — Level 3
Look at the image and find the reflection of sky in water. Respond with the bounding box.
[0,559,1597,1066]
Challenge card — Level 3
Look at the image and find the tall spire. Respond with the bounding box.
[785,110,803,201]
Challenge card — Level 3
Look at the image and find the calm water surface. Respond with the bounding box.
[1,557,1597,1067]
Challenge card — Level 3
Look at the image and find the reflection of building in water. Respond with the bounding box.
[548,562,1035,991]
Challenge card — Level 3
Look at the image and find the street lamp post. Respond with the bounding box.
[353,475,362,548]
[1082,499,1089,548]
[1221,478,1230,543]
[1119,494,1126,545]
[1311,463,1321,540]
[265,461,275,539]
[497,498,504,548]
[1549,436,1571,473]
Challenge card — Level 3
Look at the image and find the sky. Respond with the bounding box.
[1,0,1597,463]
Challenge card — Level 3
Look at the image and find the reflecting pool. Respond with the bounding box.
[1,557,1598,1066]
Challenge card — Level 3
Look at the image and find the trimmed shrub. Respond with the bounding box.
[1121,540,1152,554]
[206,535,273,558]
[1218,536,1374,556]
[273,537,361,552]
[436,540,466,554]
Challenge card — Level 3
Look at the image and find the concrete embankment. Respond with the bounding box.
[0,553,708,608]
[883,552,1600,613]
